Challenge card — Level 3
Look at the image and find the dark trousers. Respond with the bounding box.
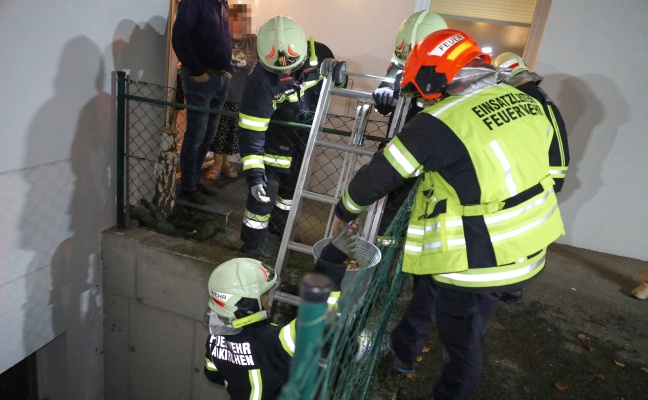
[240,169,296,246]
[390,276,501,400]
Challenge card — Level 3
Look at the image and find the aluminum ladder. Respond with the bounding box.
[272,59,411,306]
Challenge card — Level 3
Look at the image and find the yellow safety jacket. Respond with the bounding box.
[400,85,565,289]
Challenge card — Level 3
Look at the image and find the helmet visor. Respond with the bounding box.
[273,50,301,68]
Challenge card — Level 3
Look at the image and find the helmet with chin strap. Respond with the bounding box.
[207,258,278,321]
[392,11,448,67]
[257,16,308,74]
[492,52,529,76]
[400,28,491,100]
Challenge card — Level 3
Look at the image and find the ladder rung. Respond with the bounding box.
[301,191,338,205]
[287,241,315,255]
[274,291,300,306]
[314,139,376,157]
[331,87,374,102]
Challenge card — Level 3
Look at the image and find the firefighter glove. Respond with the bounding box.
[250,184,270,203]
[331,229,358,259]
[373,87,394,106]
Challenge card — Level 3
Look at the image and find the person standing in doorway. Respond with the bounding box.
[172,0,232,204]
[206,3,256,181]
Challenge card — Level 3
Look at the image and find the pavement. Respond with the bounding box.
[389,243,648,400]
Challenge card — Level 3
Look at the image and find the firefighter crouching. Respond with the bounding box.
[203,227,357,398]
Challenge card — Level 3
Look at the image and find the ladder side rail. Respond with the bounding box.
[386,96,412,139]
[333,103,373,238]
[323,102,371,238]
[273,74,336,278]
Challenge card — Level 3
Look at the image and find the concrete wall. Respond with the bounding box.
[102,227,229,400]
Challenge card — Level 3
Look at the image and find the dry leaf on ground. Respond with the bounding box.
[614,360,625,367]
[554,382,569,391]
[577,333,595,351]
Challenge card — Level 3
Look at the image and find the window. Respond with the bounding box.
[429,0,552,69]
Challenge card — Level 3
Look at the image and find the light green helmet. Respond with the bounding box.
[392,11,448,67]
[492,52,529,76]
[207,258,278,320]
[257,16,308,73]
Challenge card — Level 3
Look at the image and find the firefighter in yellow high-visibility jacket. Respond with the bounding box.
[333,29,565,399]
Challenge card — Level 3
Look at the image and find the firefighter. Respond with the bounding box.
[237,15,347,260]
[492,52,570,303]
[203,228,357,398]
[333,29,565,399]
[371,10,449,246]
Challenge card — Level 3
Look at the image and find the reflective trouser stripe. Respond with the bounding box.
[243,210,270,230]
[275,197,292,210]
[248,369,262,400]
[264,154,291,169]
[243,219,269,229]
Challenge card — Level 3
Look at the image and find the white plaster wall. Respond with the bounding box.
[535,0,648,261]
[1,0,647,398]
[0,1,168,399]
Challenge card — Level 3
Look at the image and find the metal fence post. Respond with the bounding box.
[278,274,333,400]
[116,71,126,228]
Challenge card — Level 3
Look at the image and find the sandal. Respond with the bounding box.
[222,166,239,178]
[206,166,221,180]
